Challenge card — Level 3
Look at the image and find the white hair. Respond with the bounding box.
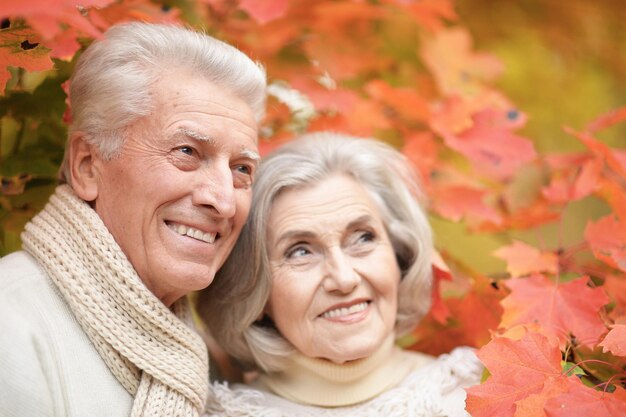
[198,132,434,372]
[59,22,266,183]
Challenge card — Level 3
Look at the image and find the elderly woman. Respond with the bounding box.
[197,133,482,416]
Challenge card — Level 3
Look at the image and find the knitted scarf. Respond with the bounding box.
[21,185,209,417]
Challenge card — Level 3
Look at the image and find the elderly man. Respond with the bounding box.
[0,23,265,417]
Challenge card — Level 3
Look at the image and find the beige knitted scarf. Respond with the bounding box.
[21,185,209,417]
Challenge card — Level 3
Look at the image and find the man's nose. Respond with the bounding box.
[191,163,236,218]
[322,248,361,293]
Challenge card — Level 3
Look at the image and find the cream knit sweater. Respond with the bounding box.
[0,251,133,417]
[206,344,483,417]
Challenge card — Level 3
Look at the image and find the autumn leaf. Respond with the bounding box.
[429,253,453,324]
[238,0,289,24]
[410,271,503,354]
[466,332,563,417]
[493,241,559,278]
[1,0,111,40]
[501,275,609,348]
[420,27,503,97]
[565,126,626,178]
[585,215,626,272]
[442,107,537,180]
[603,274,626,319]
[402,131,439,189]
[364,79,430,124]
[513,375,571,417]
[431,184,502,224]
[599,324,626,357]
[544,382,626,417]
[584,105,626,134]
[595,177,626,222]
[387,0,457,32]
[0,26,53,94]
[541,158,602,203]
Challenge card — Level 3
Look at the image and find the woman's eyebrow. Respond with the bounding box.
[275,230,317,247]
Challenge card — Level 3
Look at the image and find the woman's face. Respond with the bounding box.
[266,174,400,364]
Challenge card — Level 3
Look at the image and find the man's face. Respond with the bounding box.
[90,72,259,306]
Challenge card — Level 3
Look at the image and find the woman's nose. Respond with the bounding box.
[322,248,361,293]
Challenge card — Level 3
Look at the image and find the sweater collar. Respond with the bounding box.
[257,334,422,407]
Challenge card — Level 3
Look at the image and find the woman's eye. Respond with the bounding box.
[286,245,310,259]
[357,231,375,243]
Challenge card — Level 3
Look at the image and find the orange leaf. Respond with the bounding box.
[238,0,289,25]
[2,0,110,40]
[585,215,626,272]
[603,274,626,318]
[0,27,53,93]
[364,79,430,124]
[565,127,626,178]
[388,0,457,32]
[402,131,439,190]
[599,324,626,357]
[493,241,559,278]
[541,159,602,203]
[501,275,609,348]
[466,332,562,417]
[430,253,453,324]
[513,375,571,417]
[443,107,536,180]
[595,177,626,222]
[545,383,626,417]
[421,27,503,97]
[432,184,502,224]
[584,105,626,134]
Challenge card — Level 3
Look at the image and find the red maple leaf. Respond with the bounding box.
[385,0,456,32]
[0,27,53,93]
[501,275,609,348]
[431,184,502,224]
[238,0,289,25]
[544,382,626,417]
[466,332,564,417]
[541,158,602,203]
[599,324,626,357]
[493,241,559,278]
[429,253,453,324]
[1,0,110,40]
[585,215,626,272]
[420,27,503,97]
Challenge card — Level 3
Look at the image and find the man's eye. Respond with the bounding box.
[234,165,252,175]
[179,146,194,156]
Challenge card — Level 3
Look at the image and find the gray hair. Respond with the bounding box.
[59,22,266,184]
[197,132,434,372]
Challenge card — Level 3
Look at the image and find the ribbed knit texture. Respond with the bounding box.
[206,346,483,417]
[21,185,209,417]
[257,335,427,406]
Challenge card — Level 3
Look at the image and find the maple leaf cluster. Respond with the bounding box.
[1,0,625,415]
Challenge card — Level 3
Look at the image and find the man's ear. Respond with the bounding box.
[68,133,100,202]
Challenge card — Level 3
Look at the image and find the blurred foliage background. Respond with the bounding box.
[1,0,623,268]
[2,1,625,409]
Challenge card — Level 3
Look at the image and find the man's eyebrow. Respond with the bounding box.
[173,127,260,161]
[173,127,214,143]
[240,149,261,161]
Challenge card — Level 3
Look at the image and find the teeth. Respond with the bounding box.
[168,223,216,243]
[321,302,368,319]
